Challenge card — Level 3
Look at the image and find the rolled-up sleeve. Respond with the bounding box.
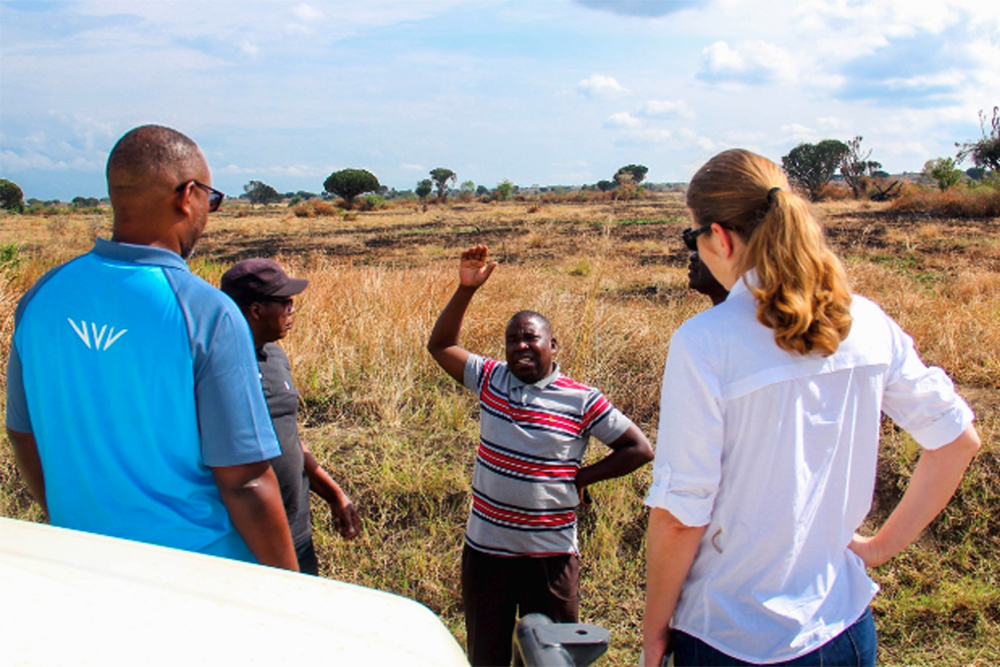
[645,326,723,527]
[881,317,974,450]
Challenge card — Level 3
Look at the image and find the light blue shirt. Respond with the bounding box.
[7,239,280,561]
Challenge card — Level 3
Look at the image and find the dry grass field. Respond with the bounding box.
[2,193,998,665]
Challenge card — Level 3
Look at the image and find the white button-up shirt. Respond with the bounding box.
[646,275,973,663]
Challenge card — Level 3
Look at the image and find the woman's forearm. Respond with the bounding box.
[643,508,706,667]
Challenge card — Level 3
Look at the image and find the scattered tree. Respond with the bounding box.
[923,157,963,191]
[612,172,640,200]
[476,185,489,197]
[596,180,615,192]
[495,179,514,201]
[458,180,476,202]
[956,106,1000,172]
[614,164,648,185]
[243,180,282,207]
[415,179,434,201]
[966,167,987,181]
[781,139,850,200]
[429,168,457,202]
[71,196,100,208]
[324,169,380,207]
[839,136,882,199]
[0,178,25,213]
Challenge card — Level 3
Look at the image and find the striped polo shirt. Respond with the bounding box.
[462,354,633,556]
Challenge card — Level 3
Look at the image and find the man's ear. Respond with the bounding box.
[550,336,558,355]
[247,302,264,321]
[176,181,195,216]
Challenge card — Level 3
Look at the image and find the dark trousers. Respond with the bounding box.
[670,607,877,667]
[462,544,580,667]
[295,536,319,576]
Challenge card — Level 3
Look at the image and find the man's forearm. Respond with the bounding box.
[213,463,298,571]
[304,449,344,505]
[576,426,653,489]
[428,285,478,351]
[576,445,651,489]
[7,428,48,516]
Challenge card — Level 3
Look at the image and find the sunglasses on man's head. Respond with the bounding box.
[682,225,713,252]
[177,180,225,212]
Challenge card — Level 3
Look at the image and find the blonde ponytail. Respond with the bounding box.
[687,149,852,356]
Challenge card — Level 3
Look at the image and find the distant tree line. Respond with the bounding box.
[4,108,996,215]
[782,107,999,200]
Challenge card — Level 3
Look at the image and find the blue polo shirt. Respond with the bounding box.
[6,239,280,561]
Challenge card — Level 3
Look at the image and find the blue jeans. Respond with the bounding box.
[670,607,877,667]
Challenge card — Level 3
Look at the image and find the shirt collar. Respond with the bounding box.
[508,362,561,390]
[92,237,190,272]
[731,269,760,297]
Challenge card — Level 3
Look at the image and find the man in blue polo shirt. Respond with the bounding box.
[5,125,297,570]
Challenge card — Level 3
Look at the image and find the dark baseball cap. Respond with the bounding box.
[220,258,309,304]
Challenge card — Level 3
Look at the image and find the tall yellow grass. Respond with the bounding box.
[1,198,997,665]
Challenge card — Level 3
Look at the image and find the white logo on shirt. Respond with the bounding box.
[68,319,128,351]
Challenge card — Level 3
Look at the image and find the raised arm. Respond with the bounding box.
[575,423,653,492]
[427,244,498,384]
[849,424,980,568]
[211,461,299,571]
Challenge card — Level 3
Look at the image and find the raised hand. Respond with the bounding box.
[459,244,498,289]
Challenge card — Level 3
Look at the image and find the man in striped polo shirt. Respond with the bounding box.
[428,244,653,666]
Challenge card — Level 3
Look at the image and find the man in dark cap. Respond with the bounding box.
[6,125,297,570]
[222,258,361,575]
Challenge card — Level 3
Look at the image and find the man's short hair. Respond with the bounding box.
[507,310,552,336]
[106,125,202,190]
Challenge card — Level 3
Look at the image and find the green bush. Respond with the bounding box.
[357,194,386,211]
[0,242,23,269]
[0,178,25,213]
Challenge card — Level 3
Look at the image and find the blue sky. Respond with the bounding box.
[1,0,998,201]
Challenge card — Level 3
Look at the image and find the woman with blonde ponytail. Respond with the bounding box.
[642,149,980,666]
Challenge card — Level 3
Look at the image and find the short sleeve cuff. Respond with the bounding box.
[645,477,715,527]
[591,409,632,445]
[463,353,487,392]
[910,402,975,450]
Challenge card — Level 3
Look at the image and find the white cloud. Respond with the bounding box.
[637,100,695,119]
[604,112,642,129]
[781,123,815,141]
[401,163,425,171]
[698,40,798,85]
[577,74,627,99]
[817,116,849,132]
[0,150,102,172]
[292,4,325,22]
